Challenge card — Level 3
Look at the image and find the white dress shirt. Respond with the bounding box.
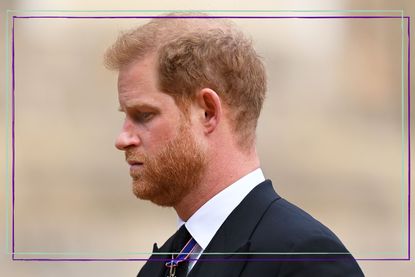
[177,168,266,273]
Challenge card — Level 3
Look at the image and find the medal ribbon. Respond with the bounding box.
[165,237,198,268]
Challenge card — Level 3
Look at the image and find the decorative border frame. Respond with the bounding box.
[4,10,411,262]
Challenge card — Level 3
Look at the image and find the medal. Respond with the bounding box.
[167,254,177,277]
[165,238,197,277]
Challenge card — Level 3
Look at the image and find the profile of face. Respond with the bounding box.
[115,56,206,207]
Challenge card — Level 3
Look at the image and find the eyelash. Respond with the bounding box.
[133,112,154,123]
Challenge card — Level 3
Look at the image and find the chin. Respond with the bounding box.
[132,181,177,207]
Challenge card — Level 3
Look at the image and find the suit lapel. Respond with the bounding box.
[188,180,280,277]
[137,237,175,277]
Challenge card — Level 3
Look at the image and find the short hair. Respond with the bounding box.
[104,13,267,150]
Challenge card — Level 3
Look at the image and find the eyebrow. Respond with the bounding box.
[118,101,159,112]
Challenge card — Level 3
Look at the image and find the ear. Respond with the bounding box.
[194,88,222,134]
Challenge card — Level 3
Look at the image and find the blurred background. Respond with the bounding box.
[1,0,414,276]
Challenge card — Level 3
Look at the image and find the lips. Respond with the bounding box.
[127,160,143,176]
[127,160,143,166]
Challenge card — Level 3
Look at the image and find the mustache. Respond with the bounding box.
[125,150,146,163]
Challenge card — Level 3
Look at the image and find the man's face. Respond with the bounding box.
[115,56,206,207]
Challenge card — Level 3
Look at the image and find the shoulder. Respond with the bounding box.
[243,197,365,276]
[250,197,346,252]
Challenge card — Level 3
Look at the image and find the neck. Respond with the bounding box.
[174,146,260,221]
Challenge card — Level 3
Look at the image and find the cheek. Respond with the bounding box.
[144,120,179,151]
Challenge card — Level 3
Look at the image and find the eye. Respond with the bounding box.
[134,112,154,123]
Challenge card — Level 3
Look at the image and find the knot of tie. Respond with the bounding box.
[172,225,192,254]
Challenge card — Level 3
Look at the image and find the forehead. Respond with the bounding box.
[118,55,155,94]
[117,56,172,108]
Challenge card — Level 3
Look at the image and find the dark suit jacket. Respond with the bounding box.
[138,180,364,276]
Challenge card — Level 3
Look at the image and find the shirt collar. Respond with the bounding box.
[178,168,265,249]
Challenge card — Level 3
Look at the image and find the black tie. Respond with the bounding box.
[165,225,192,277]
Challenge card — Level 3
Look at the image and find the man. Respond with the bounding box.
[105,13,364,277]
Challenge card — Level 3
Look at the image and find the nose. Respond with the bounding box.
[115,124,141,150]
